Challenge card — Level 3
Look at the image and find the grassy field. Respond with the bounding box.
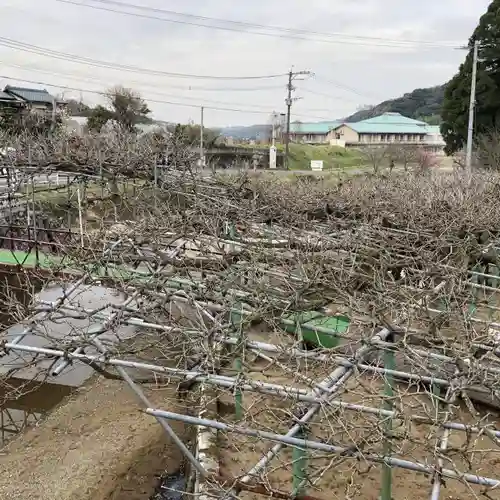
[287,143,363,170]
[236,142,364,170]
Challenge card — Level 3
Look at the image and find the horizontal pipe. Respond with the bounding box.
[146,409,500,489]
[5,341,498,438]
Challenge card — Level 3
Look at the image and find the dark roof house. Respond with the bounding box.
[3,85,57,105]
[0,90,23,106]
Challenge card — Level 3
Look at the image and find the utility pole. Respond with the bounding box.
[200,106,205,170]
[51,96,57,134]
[284,69,311,170]
[466,39,480,173]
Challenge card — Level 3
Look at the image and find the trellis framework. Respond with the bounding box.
[2,221,500,500]
[1,140,500,498]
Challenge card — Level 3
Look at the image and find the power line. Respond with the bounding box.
[0,36,288,80]
[0,74,335,121]
[312,76,379,100]
[0,62,284,110]
[56,0,462,49]
[0,61,284,92]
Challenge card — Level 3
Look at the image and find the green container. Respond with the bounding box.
[282,311,350,349]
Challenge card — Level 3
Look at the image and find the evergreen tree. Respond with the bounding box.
[441,0,500,154]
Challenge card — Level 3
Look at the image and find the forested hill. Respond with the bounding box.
[344,85,445,124]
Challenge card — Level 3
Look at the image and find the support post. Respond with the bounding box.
[292,428,308,497]
[381,337,395,500]
[285,70,293,171]
[77,180,84,248]
[200,106,205,171]
[465,39,479,174]
[231,301,245,420]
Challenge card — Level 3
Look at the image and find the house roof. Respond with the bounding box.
[0,90,20,101]
[4,85,56,104]
[290,121,342,134]
[290,113,442,136]
[336,113,430,134]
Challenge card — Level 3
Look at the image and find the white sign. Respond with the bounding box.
[269,146,277,169]
[310,160,324,171]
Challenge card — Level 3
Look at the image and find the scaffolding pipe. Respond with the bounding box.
[51,288,142,376]
[4,343,500,439]
[240,328,391,484]
[145,409,500,489]
[430,389,457,500]
[1,276,87,355]
[381,336,395,500]
[91,336,206,477]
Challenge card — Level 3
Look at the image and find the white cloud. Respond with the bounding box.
[0,0,491,126]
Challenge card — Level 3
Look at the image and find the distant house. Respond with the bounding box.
[328,113,428,146]
[0,90,24,110]
[2,85,62,113]
[289,121,342,144]
[290,112,445,155]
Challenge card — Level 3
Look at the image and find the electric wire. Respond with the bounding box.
[0,74,336,121]
[55,0,462,49]
[0,36,288,80]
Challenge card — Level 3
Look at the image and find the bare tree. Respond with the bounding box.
[2,132,500,500]
[388,145,419,172]
[414,147,439,175]
[358,145,388,174]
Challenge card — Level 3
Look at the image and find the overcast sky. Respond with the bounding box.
[0,0,492,127]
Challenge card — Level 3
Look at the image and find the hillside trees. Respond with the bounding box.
[441,0,500,154]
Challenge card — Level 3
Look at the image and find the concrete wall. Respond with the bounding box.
[328,125,359,145]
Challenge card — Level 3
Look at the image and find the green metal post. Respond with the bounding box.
[381,340,395,500]
[234,355,243,420]
[292,428,308,497]
[230,301,244,420]
[487,264,499,320]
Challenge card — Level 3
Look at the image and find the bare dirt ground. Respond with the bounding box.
[0,376,187,500]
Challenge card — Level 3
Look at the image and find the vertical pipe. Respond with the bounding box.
[200,106,205,171]
[234,355,243,420]
[92,336,207,477]
[31,175,38,266]
[381,339,395,500]
[231,302,244,420]
[292,428,308,496]
[241,329,392,484]
[77,181,84,248]
[66,175,72,236]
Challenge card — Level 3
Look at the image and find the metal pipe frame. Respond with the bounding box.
[146,409,500,489]
[5,342,499,439]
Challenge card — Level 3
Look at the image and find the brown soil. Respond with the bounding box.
[0,376,188,500]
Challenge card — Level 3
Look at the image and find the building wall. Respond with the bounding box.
[357,133,426,144]
[290,132,328,144]
[327,125,359,145]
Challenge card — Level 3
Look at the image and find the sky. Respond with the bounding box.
[0,0,492,127]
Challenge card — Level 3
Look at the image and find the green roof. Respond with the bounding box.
[290,121,342,134]
[290,113,440,136]
[339,113,429,134]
